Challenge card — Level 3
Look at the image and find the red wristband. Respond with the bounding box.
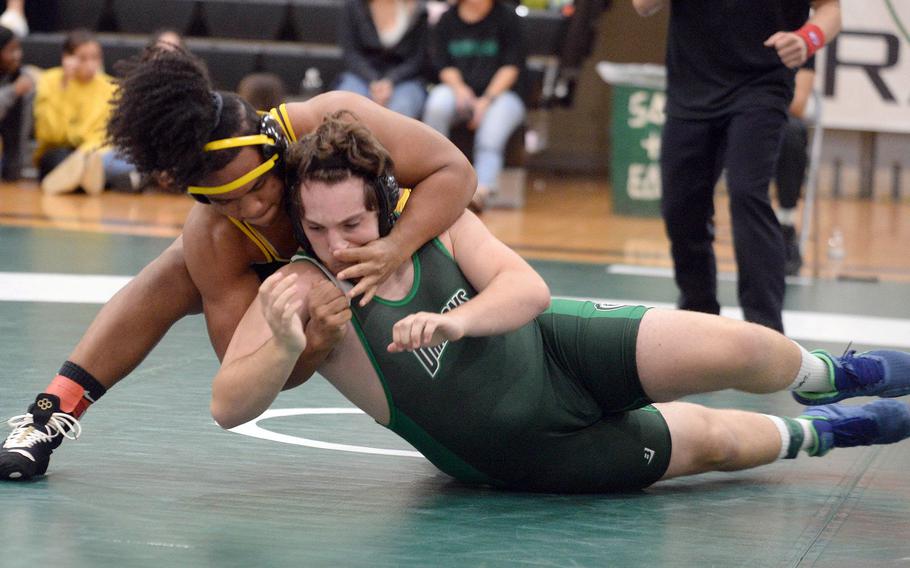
[796,23,825,57]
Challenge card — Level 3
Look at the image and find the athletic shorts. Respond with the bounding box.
[498,300,672,492]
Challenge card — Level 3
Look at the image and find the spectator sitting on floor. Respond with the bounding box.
[35,29,140,195]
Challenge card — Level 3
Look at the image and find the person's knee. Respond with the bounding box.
[389,88,425,119]
[334,72,367,94]
[422,86,455,116]
[695,411,741,470]
[717,321,785,385]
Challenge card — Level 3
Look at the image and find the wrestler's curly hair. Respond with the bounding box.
[284,111,397,248]
[107,46,260,190]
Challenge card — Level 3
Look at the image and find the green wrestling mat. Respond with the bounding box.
[2,225,910,567]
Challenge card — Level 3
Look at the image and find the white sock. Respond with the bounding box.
[765,415,815,459]
[765,415,792,459]
[777,208,796,225]
[787,343,833,392]
[796,419,816,454]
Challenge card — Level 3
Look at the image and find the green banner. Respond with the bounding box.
[610,85,665,216]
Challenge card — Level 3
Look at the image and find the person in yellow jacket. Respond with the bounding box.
[34,29,137,195]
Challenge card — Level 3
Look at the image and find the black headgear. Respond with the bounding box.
[289,155,399,257]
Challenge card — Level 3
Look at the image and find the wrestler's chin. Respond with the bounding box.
[247,205,278,227]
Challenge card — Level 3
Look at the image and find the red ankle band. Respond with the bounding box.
[46,375,92,417]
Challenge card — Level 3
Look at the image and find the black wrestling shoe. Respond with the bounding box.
[0,394,81,481]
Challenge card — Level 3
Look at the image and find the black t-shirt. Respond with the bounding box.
[338,0,429,84]
[665,0,810,119]
[429,1,527,99]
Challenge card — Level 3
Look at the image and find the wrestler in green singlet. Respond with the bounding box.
[297,239,672,493]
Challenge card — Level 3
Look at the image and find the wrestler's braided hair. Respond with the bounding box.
[107,46,260,190]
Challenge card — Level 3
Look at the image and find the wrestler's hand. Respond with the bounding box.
[335,237,407,306]
[259,272,307,354]
[764,31,808,69]
[304,279,352,353]
[388,312,465,353]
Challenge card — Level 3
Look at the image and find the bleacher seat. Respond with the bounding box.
[289,0,345,45]
[110,0,197,35]
[186,40,260,91]
[21,34,62,70]
[201,0,288,41]
[22,34,168,77]
[30,0,106,33]
[520,10,568,57]
[101,37,147,75]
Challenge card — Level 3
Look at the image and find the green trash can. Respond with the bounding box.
[597,62,667,217]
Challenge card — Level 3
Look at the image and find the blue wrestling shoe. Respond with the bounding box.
[792,349,910,406]
[800,400,910,457]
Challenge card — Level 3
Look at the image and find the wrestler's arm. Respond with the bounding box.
[182,206,265,360]
[388,213,550,352]
[181,206,332,387]
[284,92,476,304]
[211,263,343,429]
[439,212,551,336]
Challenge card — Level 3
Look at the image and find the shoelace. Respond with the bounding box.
[840,350,884,385]
[3,412,82,448]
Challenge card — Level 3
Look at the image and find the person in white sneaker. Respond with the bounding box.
[34,29,137,195]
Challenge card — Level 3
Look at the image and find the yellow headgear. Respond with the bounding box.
[187,110,289,201]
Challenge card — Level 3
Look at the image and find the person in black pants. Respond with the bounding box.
[632,0,840,332]
[776,59,816,276]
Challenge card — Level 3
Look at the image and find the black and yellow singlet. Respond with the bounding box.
[343,239,672,493]
[227,216,290,281]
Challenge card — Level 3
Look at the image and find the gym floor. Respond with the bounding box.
[2,179,909,567]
